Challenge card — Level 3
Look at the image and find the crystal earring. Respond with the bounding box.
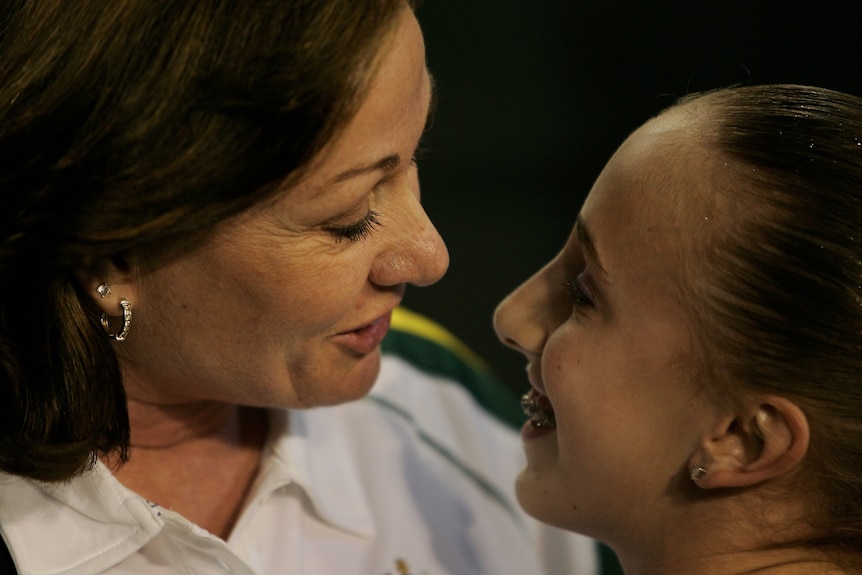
[690,464,708,482]
[100,299,132,341]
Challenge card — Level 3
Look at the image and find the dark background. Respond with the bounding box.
[405,1,859,393]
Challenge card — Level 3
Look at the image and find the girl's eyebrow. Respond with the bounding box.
[575,215,607,278]
[424,71,438,133]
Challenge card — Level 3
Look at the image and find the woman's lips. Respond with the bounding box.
[333,312,392,356]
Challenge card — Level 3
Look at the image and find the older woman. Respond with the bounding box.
[496,84,862,574]
[0,1,600,574]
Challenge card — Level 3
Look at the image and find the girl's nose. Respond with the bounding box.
[493,270,550,357]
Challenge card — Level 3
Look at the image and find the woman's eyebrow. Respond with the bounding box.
[331,153,402,184]
[328,72,437,187]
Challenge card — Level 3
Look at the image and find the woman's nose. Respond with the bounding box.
[369,194,449,288]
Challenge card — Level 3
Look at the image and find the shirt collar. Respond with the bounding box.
[0,405,378,574]
[0,465,163,575]
[263,406,376,538]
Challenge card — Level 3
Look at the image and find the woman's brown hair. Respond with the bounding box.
[0,0,408,481]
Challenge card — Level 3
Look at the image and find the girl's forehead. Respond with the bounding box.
[579,110,728,287]
[586,112,714,220]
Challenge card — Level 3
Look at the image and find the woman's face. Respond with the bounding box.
[494,108,723,543]
[116,7,448,408]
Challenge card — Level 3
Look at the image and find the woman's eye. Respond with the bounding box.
[562,275,594,308]
[326,210,381,243]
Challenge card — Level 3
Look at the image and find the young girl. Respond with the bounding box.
[496,84,862,574]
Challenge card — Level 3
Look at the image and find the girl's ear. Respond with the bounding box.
[690,395,809,489]
[74,254,137,316]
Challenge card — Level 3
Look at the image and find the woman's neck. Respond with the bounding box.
[103,400,269,539]
[129,398,259,448]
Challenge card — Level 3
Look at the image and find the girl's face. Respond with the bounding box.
[494,108,725,545]
[111,7,449,409]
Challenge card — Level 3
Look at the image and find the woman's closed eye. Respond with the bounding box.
[326,210,381,242]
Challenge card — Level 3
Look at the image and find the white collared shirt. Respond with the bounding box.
[0,354,599,575]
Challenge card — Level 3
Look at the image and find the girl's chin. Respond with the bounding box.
[515,470,589,536]
[515,470,564,525]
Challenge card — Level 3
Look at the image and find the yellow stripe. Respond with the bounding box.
[391,307,491,373]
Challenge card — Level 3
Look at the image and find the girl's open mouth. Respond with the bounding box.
[520,388,556,429]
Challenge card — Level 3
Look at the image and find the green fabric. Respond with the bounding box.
[600,544,624,575]
[381,327,525,429]
[381,326,625,575]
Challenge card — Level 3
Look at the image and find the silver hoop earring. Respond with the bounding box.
[100,299,132,341]
[690,464,708,482]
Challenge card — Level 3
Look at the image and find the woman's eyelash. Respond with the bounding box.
[562,277,593,307]
[327,210,381,243]
[326,145,422,242]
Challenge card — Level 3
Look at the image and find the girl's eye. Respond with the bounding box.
[411,144,429,167]
[562,275,594,308]
[326,210,381,243]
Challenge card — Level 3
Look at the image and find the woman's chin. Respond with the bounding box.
[301,350,382,408]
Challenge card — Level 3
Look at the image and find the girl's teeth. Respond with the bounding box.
[521,391,540,416]
[520,390,556,429]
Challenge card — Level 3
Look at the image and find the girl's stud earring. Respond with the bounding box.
[690,465,708,482]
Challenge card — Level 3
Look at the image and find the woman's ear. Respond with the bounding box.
[74,254,137,316]
[690,395,809,489]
